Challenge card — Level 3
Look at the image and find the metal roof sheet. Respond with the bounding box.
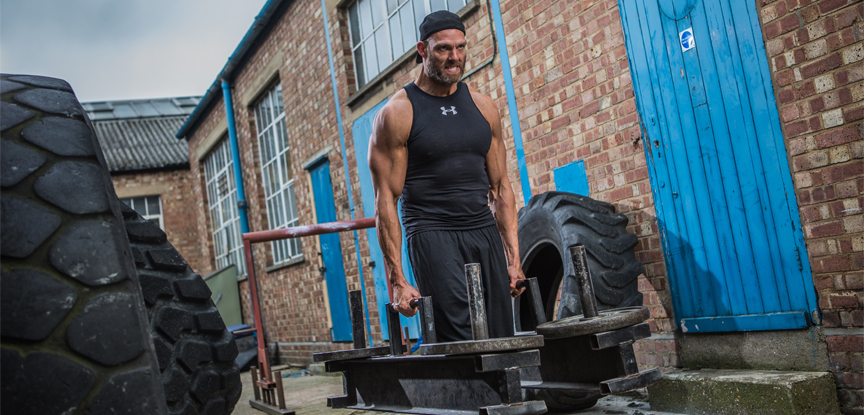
[82,96,200,121]
[84,97,195,172]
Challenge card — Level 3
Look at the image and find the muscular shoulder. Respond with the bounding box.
[374,89,413,147]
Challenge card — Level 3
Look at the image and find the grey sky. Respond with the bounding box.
[1,0,266,102]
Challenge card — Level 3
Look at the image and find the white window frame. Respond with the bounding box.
[347,0,469,88]
[203,138,246,277]
[254,83,303,266]
[121,195,163,229]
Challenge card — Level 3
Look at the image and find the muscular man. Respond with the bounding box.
[369,10,525,342]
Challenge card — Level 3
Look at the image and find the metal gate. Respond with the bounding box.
[619,0,818,332]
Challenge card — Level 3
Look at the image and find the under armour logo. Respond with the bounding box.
[440,106,458,116]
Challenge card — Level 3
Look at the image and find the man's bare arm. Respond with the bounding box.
[472,89,526,297]
[368,92,421,315]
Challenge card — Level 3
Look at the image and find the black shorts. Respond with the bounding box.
[407,225,515,342]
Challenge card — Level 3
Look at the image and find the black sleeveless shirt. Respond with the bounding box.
[401,82,496,237]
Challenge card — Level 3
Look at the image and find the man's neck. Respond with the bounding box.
[415,71,458,97]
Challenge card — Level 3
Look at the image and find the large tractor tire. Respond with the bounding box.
[516,191,643,411]
[0,74,240,415]
[122,204,242,414]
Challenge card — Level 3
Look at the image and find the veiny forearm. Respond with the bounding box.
[492,182,520,270]
[375,192,407,286]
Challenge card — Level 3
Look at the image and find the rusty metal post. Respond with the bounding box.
[569,245,599,318]
[349,290,366,350]
[243,239,273,379]
[251,367,261,401]
[465,263,489,340]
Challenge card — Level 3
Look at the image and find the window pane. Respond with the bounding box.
[412,0,426,30]
[400,5,416,51]
[370,0,385,27]
[389,14,403,55]
[447,0,464,11]
[147,196,160,214]
[349,4,361,46]
[430,0,446,12]
[363,41,379,80]
[358,0,372,39]
[375,27,391,72]
[353,48,366,85]
[386,0,399,14]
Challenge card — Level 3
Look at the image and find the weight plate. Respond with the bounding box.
[535,307,649,339]
[419,334,544,356]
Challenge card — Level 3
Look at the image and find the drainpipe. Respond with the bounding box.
[489,0,532,204]
[319,0,373,347]
[221,79,251,234]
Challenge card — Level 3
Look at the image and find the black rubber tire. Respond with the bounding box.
[517,191,643,412]
[1,74,169,414]
[121,203,241,415]
[516,191,643,327]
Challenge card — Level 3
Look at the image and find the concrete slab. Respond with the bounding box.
[648,369,840,415]
[678,328,830,371]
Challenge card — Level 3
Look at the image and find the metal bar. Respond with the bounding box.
[243,217,375,243]
[600,368,662,394]
[416,296,437,344]
[569,245,599,317]
[386,303,404,356]
[617,343,639,375]
[243,239,273,382]
[517,278,546,325]
[465,263,489,340]
[274,374,286,409]
[349,290,366,349]
[475,350,540,372]
[250,367,261,401]
[591,323,651,350]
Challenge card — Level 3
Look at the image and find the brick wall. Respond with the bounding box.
[761,0,863,411]
[112,169,209,274]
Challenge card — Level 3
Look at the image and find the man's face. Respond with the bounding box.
[420,29,467,85]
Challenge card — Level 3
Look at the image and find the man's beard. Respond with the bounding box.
[424,58,464,84]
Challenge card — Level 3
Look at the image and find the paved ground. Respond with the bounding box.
[231,369,684,415]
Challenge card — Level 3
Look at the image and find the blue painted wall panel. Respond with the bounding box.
[553,160,589,196]
[619,0,817,332]
[308,160,352,341]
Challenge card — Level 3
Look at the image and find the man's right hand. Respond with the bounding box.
[391,281,421,317]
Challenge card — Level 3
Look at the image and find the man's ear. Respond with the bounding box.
[416,40,427,60]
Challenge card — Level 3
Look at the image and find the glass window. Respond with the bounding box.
[347,0,468,88]
[254,83,303,265]
[121,195,163,229]
[203,138,246,277]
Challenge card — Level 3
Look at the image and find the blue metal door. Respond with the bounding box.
[308,159,352,341]
[619,0,818,332]
[351,100,420,340]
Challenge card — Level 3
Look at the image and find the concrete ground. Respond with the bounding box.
[231,369,684,415]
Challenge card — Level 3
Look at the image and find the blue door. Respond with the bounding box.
[308,159,352,341]
[619,0,818,332]
[351,100,420,340]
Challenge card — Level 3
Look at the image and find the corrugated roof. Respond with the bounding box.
[84,97,199,173]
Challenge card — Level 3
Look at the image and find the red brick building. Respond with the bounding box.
[174,0,862,411]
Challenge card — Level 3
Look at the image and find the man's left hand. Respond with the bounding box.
[508,265,526,297]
